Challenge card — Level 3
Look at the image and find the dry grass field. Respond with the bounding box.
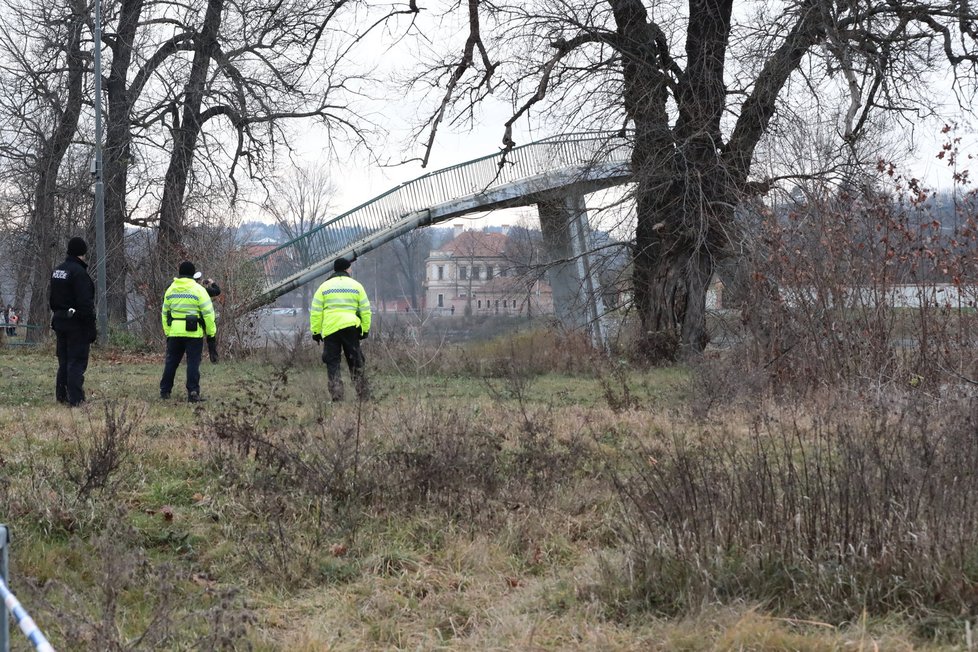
[1,332,975,650]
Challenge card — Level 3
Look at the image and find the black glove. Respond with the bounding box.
[312,333,322,343]
[207,336,219,364]
[358,330,368,340]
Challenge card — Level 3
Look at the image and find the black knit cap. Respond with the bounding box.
[67,237,88,257]
[333,257,351,272]
[178,261,196,277]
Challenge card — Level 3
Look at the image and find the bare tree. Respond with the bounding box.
[503,224,547,318]
[265,162,335,312]
[389,229,433,311]
[154,0,423,262]
[411,0,978,358]
[0,0,87,336]
[99,0,182,322]
[0,0,423,331]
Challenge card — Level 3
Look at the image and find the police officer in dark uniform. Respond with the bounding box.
[49,236,97,406]
[193,271,221,364]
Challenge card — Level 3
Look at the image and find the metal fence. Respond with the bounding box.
[252,131,632,292]
[0,324,40,347]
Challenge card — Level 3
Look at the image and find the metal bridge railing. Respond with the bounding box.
[252,131,632,292]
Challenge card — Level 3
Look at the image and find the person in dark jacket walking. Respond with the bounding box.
[193,271,221,363]
[49,237,97,406]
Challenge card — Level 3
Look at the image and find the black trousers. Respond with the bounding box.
[160,337,204,397]
[55,329,91,406]
[322,326,366,400]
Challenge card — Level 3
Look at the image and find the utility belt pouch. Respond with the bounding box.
[185,315,199,332]
[166,310,174,327]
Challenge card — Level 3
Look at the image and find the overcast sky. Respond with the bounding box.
[256,2,978,232]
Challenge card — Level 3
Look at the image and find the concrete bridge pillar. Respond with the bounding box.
[538,192,606,348]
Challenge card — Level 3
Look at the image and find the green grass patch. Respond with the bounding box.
[0,345,968,650]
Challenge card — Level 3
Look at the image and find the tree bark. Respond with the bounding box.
[25,4,85,339]
[103,0,146,324]
[157,0,224,260]
[620,0,807,359]
[636,0,733,358]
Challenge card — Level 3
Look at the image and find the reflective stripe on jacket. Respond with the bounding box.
[310,273,371,338]
[162,277,217,338]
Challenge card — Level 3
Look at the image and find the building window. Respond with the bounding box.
[437,294,444,307]
[486,265,493,279]
[503,300,507,308]
[472,266,480,280]
[459,266,468,280]
[477,299,482,309]
[500,267,508,277]
[437,266,444,280]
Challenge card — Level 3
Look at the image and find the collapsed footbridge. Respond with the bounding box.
[246,132,633,343]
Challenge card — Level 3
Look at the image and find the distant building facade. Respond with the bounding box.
[423,227,553,316]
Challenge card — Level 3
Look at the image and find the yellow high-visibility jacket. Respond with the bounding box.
[310,273,371,338]
[161,277,217,338]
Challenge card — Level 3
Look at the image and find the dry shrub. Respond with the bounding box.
[604,394,978,626]
[371,406,504,519]
[736,177,978,395]
[25,512,252,651]
[6,402,143,536]
[373,324,602,378]
[628,329,680,366]
[461,327,600,376]
[205,396,587,523]
[371,400,584,517]
[369,312,453,376]
[686,350,780,418]
[201,382,364,588]
[60,402,143,501]
[597,359,641,413]
[199,366,593,588]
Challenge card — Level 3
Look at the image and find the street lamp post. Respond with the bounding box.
[93,0,108,345]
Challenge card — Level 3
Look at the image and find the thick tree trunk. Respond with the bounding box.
[631,172,719,359]
[630,122,732,359]
[25,6,85,340]
[13,263,32,313]
[616,0,735,359]
[102,0,146,324]
[642,238,715,355]
[157,0,224,261]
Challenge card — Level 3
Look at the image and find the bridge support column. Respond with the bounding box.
[538,192,606,348]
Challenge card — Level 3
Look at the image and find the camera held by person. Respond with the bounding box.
[193,271,221,298]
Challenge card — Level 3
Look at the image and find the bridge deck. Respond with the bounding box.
[245,133,632,310]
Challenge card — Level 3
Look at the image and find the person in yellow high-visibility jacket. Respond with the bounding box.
[310,256,371,401]
[159,261,217,402]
